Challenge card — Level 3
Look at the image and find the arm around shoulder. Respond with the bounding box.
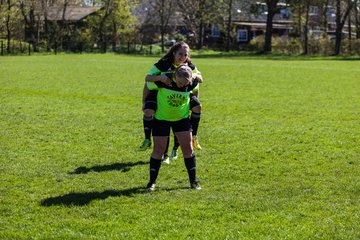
[146,74,171,84]
[193,73,203,83]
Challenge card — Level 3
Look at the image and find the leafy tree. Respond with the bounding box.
[0,0,20,53]
[109,0,136,51]
[177,0,223,49]
[225,0,233,51]
[263,0,281,52]
[334,0,355,55]
[155,0,177,52]
[136,0,177,52]
[18,0,39,51]
[87,0,136,53]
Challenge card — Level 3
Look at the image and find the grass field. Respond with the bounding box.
[0,54,359,239]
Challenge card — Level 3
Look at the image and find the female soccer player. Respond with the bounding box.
[146,65,201,191]
[140,42,203,162]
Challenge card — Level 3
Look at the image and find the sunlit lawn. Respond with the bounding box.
[0,54,359,239]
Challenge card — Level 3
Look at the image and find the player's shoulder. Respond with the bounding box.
[155,59,172,72]
[187,62,196,70]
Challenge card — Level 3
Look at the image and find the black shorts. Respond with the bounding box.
[144,91,201,111]
[152,118,192,137]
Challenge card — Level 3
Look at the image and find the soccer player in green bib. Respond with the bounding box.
[146,65,201,191]
[140,42,203,163]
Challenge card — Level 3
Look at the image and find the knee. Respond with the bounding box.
[191,104,201,113]
[181,144,194,158]
[143,109,155,117]
[182,149,194,159]
[152,147,166,159]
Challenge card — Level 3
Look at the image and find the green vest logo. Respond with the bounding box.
[167,93,186,107]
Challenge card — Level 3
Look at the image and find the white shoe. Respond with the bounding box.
[162,155,170,164]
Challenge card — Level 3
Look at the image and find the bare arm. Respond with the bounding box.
[145,74,172,84]
[193,73,203,83]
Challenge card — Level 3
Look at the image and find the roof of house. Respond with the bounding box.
[46,6,101,21]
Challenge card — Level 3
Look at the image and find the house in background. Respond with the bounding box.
[25,6,101,51]
[205,1,291,46]
[207,1,353,47]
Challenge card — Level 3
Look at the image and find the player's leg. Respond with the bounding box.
[173,118,201,190]
[162,137,170,164]
[170,134,179,160]
[147,119,170,191]
[190,94,202,150]
[140,88,157,151]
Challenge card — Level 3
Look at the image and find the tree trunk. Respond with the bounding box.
[112,20,117,52]
[196,0,205,50]
[334,0,353,55]
[99,19,106,53]
[348,10,352,52]
[6,0,11,53]
[355,0,359,39]
[226,0,233,52]
[264,1,277,52]
[99,0,112,53]
[303,0,310,55]
[197,19,204,50]
[322,0,329,36]
[20,1,37,51]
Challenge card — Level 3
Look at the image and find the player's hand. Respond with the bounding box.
[159,75,171,85]
[193,74,203,83]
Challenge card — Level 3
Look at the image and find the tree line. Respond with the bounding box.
[0,0,359,55]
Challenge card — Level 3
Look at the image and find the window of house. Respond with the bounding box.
[279,8,290,19]
[326,8,336,17]
[250,3,267,15]
[309,6,318,16]
[237,29,248,42]
[211,25,220,38]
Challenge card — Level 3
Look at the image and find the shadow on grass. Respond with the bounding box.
[69,161,148,174]
[41,187,145,207]
[40,186,191,207]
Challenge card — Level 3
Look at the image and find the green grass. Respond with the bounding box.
[0,54,359,239]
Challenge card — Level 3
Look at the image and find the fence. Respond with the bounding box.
[0,39,166,56]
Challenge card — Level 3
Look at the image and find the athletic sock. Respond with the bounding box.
[184,156,197,183]
[190,112,201,136]
[149,157,162,183]
[143,115,153,140]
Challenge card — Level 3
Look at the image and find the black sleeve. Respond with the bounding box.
[188,80,199,91]
[154,81,167,88]
[154,59,172,72]
[187,62,196,70]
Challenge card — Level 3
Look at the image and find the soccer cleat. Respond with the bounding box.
[192,136,202,150]
[162,154,170,164]
[170,147,178,160]
[139,139,151,151]
[190,181,202,190]
[146,182,156,191]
